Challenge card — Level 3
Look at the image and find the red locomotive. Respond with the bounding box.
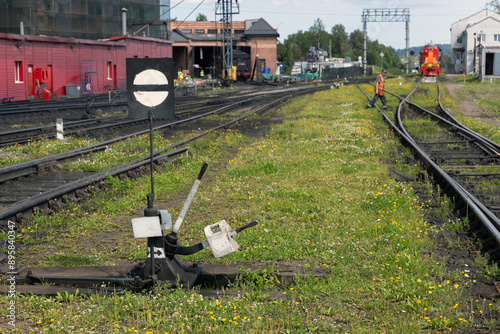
[419,44,443,76]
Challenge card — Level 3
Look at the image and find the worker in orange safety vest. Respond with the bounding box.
[178,68,184,83]
[366,69,387,109]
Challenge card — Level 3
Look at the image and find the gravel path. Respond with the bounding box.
[444,76,500,127]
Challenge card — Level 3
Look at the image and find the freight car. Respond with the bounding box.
[419,44,443,76]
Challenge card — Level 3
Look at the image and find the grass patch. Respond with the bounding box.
[0,138,99,168]
[440,76,500,144]
[2,84,498,333]
[456,78,500,114]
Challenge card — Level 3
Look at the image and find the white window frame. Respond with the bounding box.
[15,61,23,83]
[107,61,113,80]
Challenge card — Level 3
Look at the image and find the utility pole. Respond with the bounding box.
[329,39,332,60]
[215,0,240,82]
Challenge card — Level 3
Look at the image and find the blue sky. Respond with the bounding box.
[170,0,491,49]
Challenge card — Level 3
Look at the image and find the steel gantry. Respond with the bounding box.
[361,8,410,75]
[215,0,240,82]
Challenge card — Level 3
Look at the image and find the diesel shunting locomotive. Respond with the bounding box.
[419,44,443,76]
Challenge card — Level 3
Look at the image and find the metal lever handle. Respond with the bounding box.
[169,220,258,257]
[235,220,258,234]
[197,162,208,180]
[172,162,209,234]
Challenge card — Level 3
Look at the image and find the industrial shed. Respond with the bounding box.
[0,33,172,101]
[168,18,279,80]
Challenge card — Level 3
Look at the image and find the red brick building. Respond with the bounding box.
[0,17,279,102]
[0,33,172,101]
[168,19,279,79]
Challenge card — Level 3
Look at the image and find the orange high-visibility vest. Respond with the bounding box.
[374,74,385,95]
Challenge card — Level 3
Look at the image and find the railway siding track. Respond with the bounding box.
[0,83,332,295]
[360,78,500,262]
[0,85,328,230]
[0,84,319,146]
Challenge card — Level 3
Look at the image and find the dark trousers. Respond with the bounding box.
[369,94,386,107]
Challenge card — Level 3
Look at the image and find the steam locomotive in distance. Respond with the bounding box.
[233,49,252,81]
[419,44,443,76]
[306,46,328,62]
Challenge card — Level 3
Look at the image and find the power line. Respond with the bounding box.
[133,0,186,35]
[175,0,207,30]
[151,0,186,23]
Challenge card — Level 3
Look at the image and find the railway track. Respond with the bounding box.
[0,84,327,227]
[0,84,322,146]
[0,94,128,130]
[0,83,330,295]
[358,78,500,262]
[0,82,284,132]
[0,86,237,132]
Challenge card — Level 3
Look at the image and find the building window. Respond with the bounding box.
[136,7,145,21]
[234,30,244,34]
[195,29,205,34]
[88,3,102,16]
[495,34,500,42]
[15,61,23,83]
[44,0,52,11]
[456,36,463,44]
[182,29,192,33]
[107,62,113,80]
[113,5,120,17]
[477,33,486,43]
[208,29,217,34]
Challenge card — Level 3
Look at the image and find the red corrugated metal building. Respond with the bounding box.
[0,33,172,101]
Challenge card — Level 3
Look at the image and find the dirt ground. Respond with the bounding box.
[444,75,500,127]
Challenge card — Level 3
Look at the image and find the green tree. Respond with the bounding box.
[196,13,207,21]
[366,40,380,67]
[277,43,293,75]
[441,54,450,67]
[285,30,307,60]
[348,29,364,60]
[330,24,348,58]
[289,42,302,61]
[308,18,330,52]
[487,0,500,12]
[281,18,401,68]
[366,40,401,70]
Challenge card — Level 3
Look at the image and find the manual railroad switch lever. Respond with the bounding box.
[129,162,257,289]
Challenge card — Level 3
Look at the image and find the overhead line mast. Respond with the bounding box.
[216,0,240,82]
[361,8,410,75]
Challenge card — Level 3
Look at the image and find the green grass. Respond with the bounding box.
[0,125,201,172]
[0,137,99,168]
[1,83,499,333]
[440,76,500,144]
[456,77,500,113]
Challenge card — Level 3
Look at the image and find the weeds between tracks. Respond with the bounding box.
[1,79,500,333]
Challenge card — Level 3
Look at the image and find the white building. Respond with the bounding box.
[450,9,500,78]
